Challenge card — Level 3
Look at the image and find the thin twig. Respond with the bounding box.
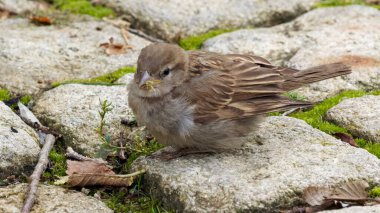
[66,147,107,164]
[21,134,56,213]
[128,28,164,43]
[281,108,298,116]
[118,132,126,160]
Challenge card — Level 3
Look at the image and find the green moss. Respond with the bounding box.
[291,90,367,134]
[104,188,171,213]
[179,29,235,50]
[356,138,380,159]
[20,95,32,105]
[52,66,136,87]
[53,0,115,19]
[0,89,10,102]
[43,148,67,182]
[290,90,380,158]
[285,91,306,101]
[369,186,380,198]
[314,0,380,9]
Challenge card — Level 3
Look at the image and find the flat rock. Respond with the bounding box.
[115,73,134,84]
[131,116,380,213]
[0,102,40,179]
[203,6,380,102]
[326,95,380,143]
[103,0,318,41]
[0,183,112,213]
[322,205,380,213]
[0,0,47,14]
[0,18,150,95]
[33,84,133,156]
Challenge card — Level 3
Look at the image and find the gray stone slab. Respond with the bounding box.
[0,102,40,179]
[327,95,380,143]
[0,18,150,95]
[131,116,380,212]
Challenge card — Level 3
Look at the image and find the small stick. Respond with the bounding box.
[21,134,56,213]
[128,28,164,43]
[66,147,107,164]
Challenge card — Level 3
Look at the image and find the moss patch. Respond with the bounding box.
[42,148,67,182]
[291,90,367,134]
[314,0,380,9]
[53,0,115,19]
[0,89,10,102]
[103,186,171,213]
[179,29,235,50]
[369,186,380,198]
[290,90,380,158]
[52,66,136,87]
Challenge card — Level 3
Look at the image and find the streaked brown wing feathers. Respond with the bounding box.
[188,51,310,123]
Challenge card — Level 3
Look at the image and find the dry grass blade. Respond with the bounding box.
[303,186,334,206]
[102,17,130,29]
[67,170,145,187]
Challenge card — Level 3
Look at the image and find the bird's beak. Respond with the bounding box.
[139,71,151,88]
[139,71,161,90]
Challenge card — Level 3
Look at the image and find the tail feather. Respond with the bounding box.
[282,63,352,91]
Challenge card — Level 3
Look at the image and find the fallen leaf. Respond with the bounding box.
[56,170,145,187]
[30,15,53,25]
[100,37,131,55]
[0,10,10,20]
[303,186,334,206]
[333,132,358,147]
[67,171,143,187]
[366,0,380,5]
[66,160,115,176]
[328,180,369,202]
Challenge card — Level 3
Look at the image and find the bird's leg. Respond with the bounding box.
[151,147,215,161]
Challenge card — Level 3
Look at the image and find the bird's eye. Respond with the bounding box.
[162,68,170,77]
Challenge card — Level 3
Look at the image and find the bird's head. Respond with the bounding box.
[133,43,189,98]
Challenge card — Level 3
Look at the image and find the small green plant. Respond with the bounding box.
[369,186,380,198]
[53,0,115,19]
[96,99,114,137]
[0,89,10,102]
[52,66,136,87]
[179,29,235,50]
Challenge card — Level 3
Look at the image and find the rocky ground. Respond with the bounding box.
[0,0,380,212]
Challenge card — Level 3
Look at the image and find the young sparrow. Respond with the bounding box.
[128,43,351,156]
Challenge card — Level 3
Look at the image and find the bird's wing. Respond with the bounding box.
[186,51,311,124]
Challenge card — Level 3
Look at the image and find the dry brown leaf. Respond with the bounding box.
[328,180,369,201]
[30,15,53,25]
[66,160,115,176]
[0,10,10,20]
[67,170,144,187]
[303,186,334,206]
[100,37,131,55]
[366,0,380,5]
[333,132,358,147]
